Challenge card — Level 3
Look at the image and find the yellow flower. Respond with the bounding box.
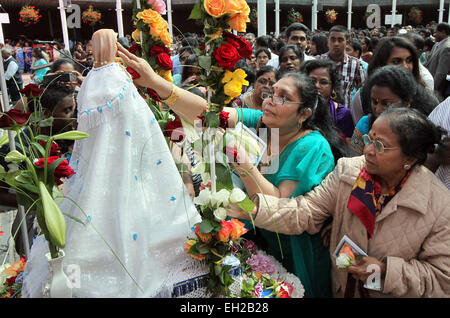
[222,68,249,85]
[225,0,250,15]
[224,79,243,103]
[160,30,172,46]
[136,9,161,25]
[204,0,227,18]
[160,69,173,82]
[132,29,141,42]
[229,13,250,32]
[221,70,234,84]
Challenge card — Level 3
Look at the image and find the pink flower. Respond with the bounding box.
[252,282,263,297]
[148,0,167,15]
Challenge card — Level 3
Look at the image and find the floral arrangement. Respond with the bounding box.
[408,7,423,25]
[82,5,102,27]
[131,0,173,100]
[325,9,338,24]
[19,6,42,26]
[287,8,304,25]
[0,258,26,298]
[0,84,89,260]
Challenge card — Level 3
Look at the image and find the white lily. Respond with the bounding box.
[336,253,352,269]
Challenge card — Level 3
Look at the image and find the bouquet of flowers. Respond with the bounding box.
[0,84,89,260]
[408,7,423,25]
[325,9,338,24]
[0,258,26,298]
[19,6,42,26]
[82,5,102,27]
[287,8,304,25]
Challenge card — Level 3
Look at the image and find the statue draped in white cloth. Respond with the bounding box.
[22,29,201,298]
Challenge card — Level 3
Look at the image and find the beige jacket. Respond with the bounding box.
[253,156,450,297]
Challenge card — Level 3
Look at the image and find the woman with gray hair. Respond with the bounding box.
[228,107,450,298]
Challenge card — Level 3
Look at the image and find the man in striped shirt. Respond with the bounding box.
[426,96,450,190]
[317,25,366,108]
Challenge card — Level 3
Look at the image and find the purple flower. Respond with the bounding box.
[231,243,240,255]
[246,253,277,276]
[243,240,257,254]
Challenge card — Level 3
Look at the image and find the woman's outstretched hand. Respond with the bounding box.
[116,42,158,89]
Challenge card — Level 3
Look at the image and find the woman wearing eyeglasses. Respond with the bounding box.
[227,107,450,298]
[349,65,438,157]
[117,43,347,297]
[239,66,277,110]
[300,59,355,143]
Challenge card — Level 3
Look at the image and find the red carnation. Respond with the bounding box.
[146,88,161,102]
[39,141,62,157]
[34,156,75,185]
[156,53,173,70]
[164,119,185,143]
[19,83,43,98]
[214,43,241,70]
[223,31,253,60]
[128,43,141,56]
[126,66,141,79]
[0,109,32,129]
[150,45,170,56]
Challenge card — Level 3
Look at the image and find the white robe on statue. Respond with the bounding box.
[22,62,201,298]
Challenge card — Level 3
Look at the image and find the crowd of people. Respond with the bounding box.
[1,19,450,298]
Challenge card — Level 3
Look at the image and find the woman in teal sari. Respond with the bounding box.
[234,72,347,297]
[117,45,348,297]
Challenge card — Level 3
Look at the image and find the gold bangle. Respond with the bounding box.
[161,84,181,106]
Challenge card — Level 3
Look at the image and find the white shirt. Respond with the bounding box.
[419,62,435,92]
[267,51,279,69]
[4,56,19,81]
[428,97,450,190]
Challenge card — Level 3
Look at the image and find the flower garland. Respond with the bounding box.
[82,5,102,27]
[325,9,338,24]
[287,8,303,25]
[19,6,42,26]
[408,7,423,25]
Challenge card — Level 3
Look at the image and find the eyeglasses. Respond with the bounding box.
[257,78,276,87]
[362,134,400,154]
[261,91,302,106]
[310,78,332,87]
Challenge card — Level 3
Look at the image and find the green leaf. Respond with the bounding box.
[62,212,85,225]
[38,181,66,248]
[188,1,203,20]
[198,55,212,71]
[34,135,50,142]
[237,196,256,213]
[5,150,26,163]
[215,163,233,190]
[196,243,210,254]
[199,219,215,234]
[31,142,46,157]
[50,130,89,141]
[38,117,54,128]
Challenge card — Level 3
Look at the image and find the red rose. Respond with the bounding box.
[7,276,15,286]
[214,43,241,70]
[146,88,161,102]
[128,43,141,55]
[150,45,170,56]
[164,119,185,143]
[0,109,32,129]
[126,66,141,79]
[39,141,62,157]
[223,31,253,60]
[19,83,43,98]
[156,53,173,70]
[219,111,229,129]
[34,156,75,185]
